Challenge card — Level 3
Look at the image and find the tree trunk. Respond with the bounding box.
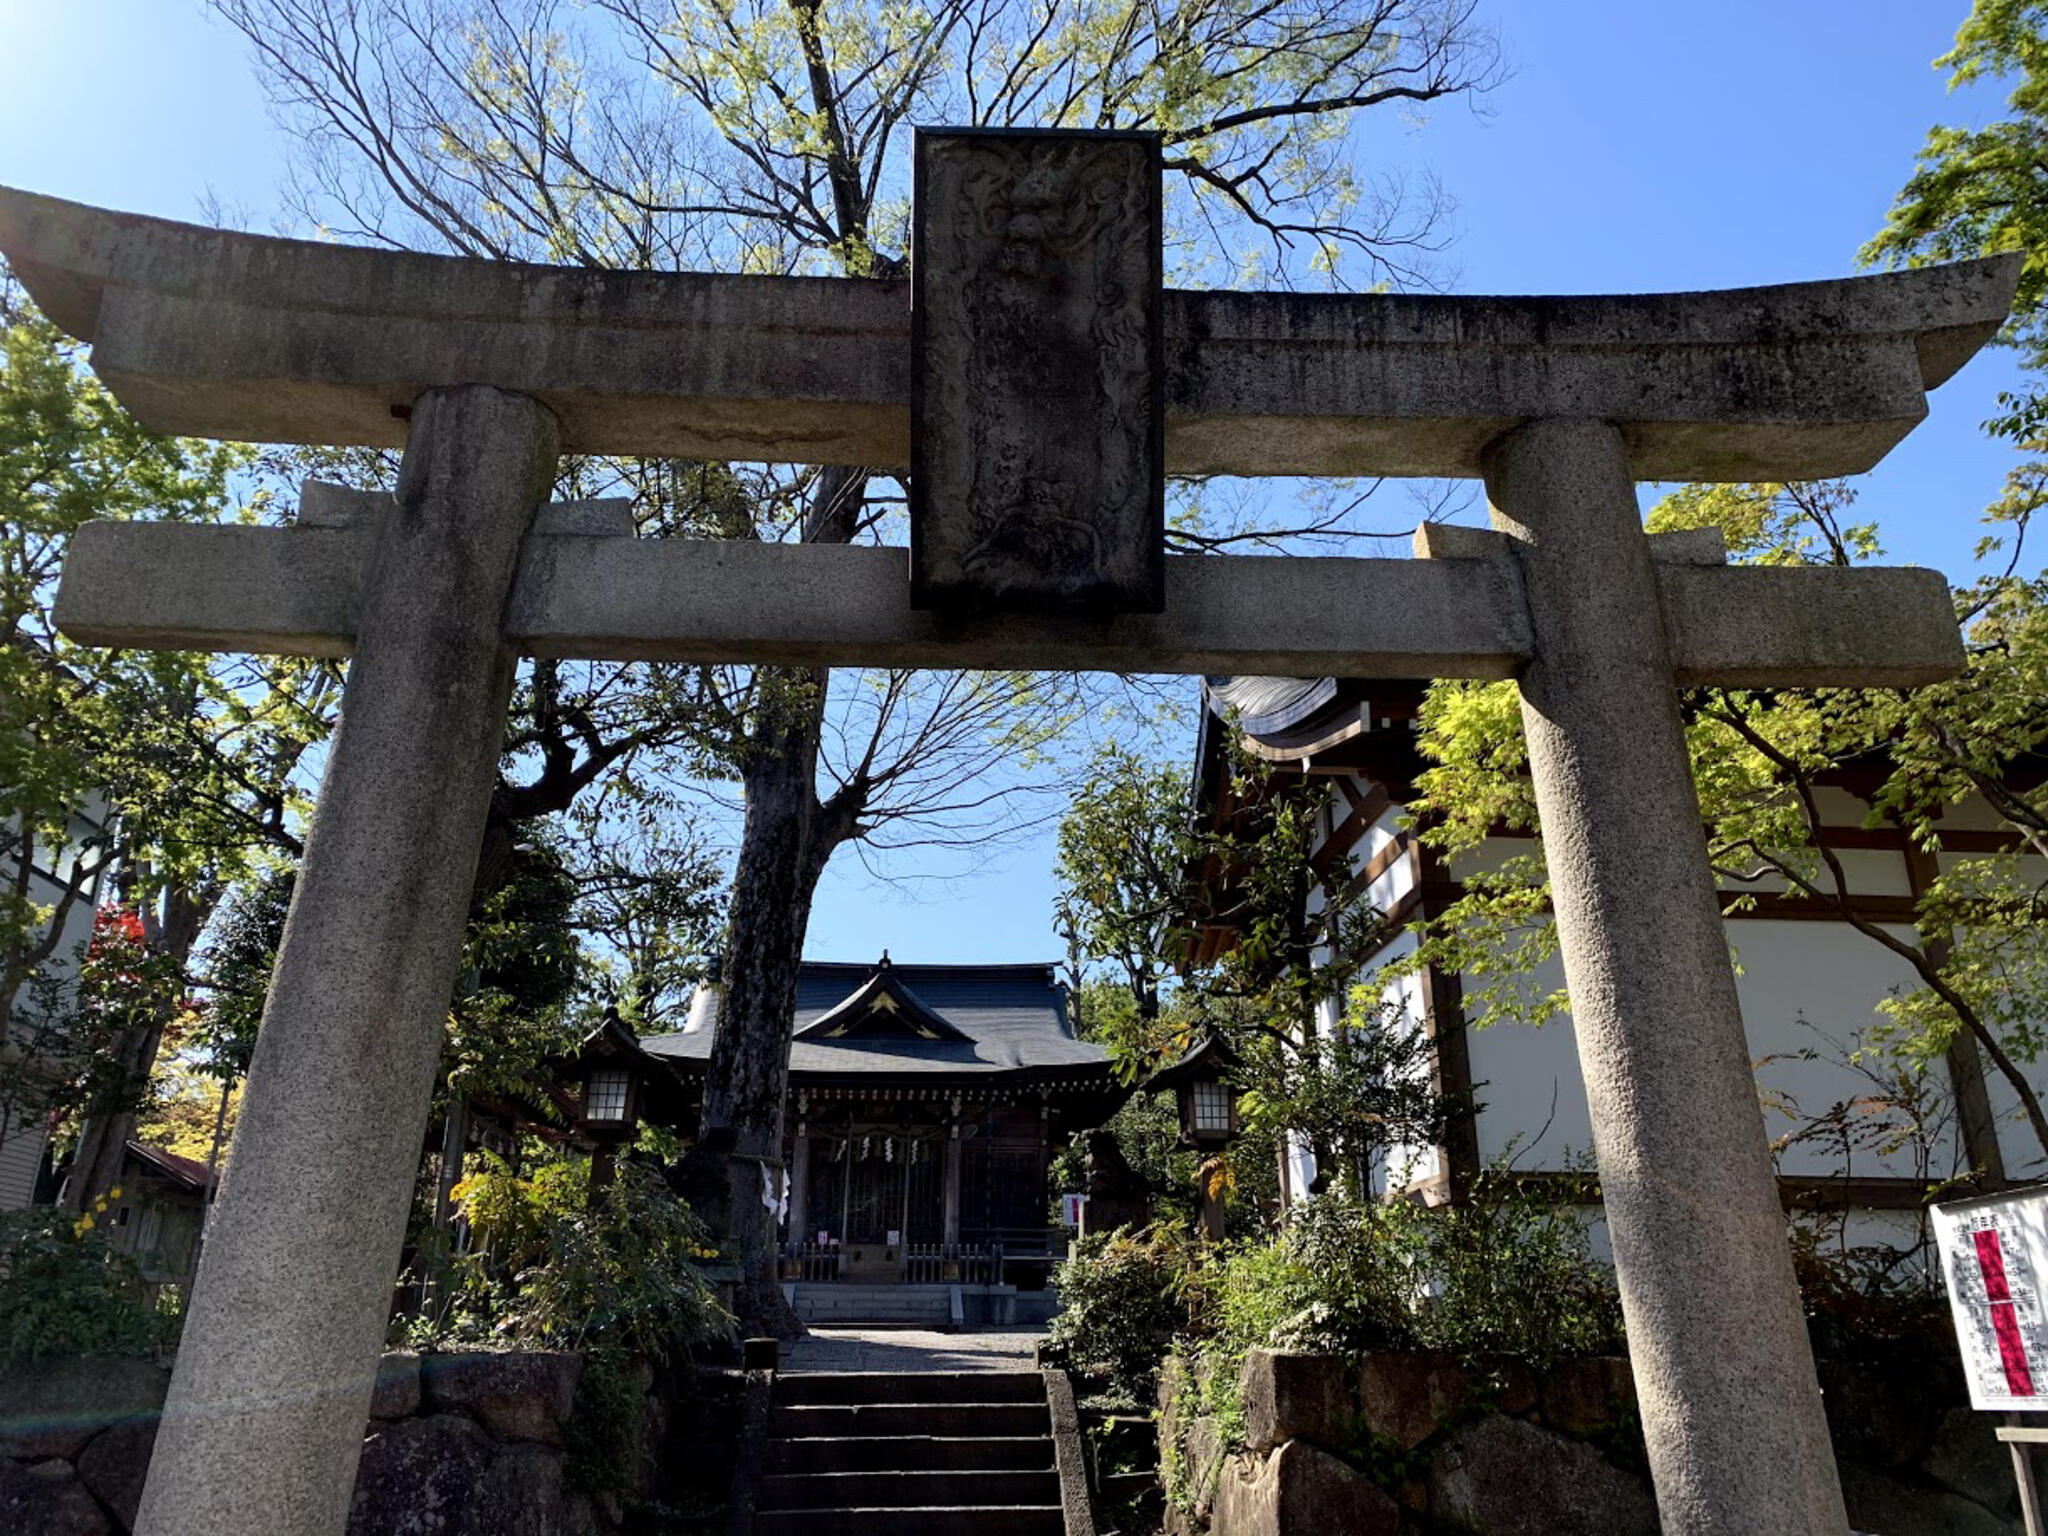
[699,689,843,1335]
[696,467,867,1337]
[59,1020,160,1214]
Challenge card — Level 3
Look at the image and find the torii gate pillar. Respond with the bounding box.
[1488,418,1845,1529]
[132,386,561,1534]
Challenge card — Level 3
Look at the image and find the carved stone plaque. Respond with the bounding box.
[911,128,1164,612]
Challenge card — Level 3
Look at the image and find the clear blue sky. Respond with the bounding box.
[0,0,2025,966]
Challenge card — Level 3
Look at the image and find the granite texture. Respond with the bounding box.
[57,521,1962,687]
[1484,417,1846,1534]
[0,1356,168,1461]
[133,387,560,1536]
[0,185,2018,479]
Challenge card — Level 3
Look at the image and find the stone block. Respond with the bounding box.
[1425,1415,1657,1536]
[1241,1350,1355,1454]
[1920,1405,2020,1516]
[76,1412,159,1531]
[0,1456,112,1536]
[1820,1360,1934,1470]
[371,1352,422,1421]
[1467,1355,1539,1418]
[0,1355,170,1460]
[1157,1354,1189,1450]
[1539,1355,1635,1437]
[1185,1414,1229,1521]
[1412,522,1503,562]
[1356,1351,1470,1452]
[1213,1440,1404,1536]
[349,1412,496,1536]
[460,1442,567,1536]
[422,1351,583,1445]
[1838,1461,2012,1536]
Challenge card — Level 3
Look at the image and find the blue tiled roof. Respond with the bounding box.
[643,960,1112,1079]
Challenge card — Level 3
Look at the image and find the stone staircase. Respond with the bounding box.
[787,1282,956,1328]
[756,1370,1067,1535]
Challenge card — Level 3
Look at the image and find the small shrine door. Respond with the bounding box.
[805,1128,944,1277]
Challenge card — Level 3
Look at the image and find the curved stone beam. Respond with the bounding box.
[0,185,2019,480]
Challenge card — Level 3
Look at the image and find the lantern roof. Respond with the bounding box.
[1140,1032,1241,1095]
[548,1008,692,1121]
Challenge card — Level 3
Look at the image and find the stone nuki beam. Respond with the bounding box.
[54,516,1963,687]
[0,186,2018,481]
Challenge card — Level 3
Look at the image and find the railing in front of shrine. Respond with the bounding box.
[779,1239,1009,1285]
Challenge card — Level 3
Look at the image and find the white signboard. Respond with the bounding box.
[1933,1186,2048,1412]
[1060,1193,1087,1228]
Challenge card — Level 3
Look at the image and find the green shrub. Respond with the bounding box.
[1045,1223,1197,1407]
[1216,1179,1622,1371]
[1051,1171,1626,1517]
[0,1199,173,1361]
[408,1154,728,1363]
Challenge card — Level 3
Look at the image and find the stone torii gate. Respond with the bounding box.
[0,127,2019,1536]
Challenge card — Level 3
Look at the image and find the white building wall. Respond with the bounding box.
[2,798,108,1210]
[1461,921,1978,1183]
[0,1107,44,1208]
[1733,921,1964,1182]
[1361,929,1441,1192]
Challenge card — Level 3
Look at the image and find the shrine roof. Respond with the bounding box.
[642,958,1113,1083]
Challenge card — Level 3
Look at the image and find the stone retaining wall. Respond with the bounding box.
[1160,1348,2030,1536]
[0,1350,740,1535]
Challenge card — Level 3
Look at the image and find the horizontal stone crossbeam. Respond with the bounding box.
[0,187,2019,481]
[55,513,1962,687]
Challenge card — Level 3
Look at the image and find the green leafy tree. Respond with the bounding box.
[1406,481,2048,1172]
[1057,741,1446,1216]
[1865,0,2048,445]
[1055,748,1195,1051]
[1,280,338,1208]
[207,0,1499,1327]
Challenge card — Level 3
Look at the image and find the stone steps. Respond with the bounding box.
[759,1467,1062,1510]
[759,1369,1064,1536]
[771,1401,1051,1439]
[755,1507,1064,1536]
[766,1433,1053,1474]
[790,1283,955,1326]
[777,1370,1046,1405]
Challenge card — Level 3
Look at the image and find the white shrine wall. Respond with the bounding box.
[1307,767,2048,1221]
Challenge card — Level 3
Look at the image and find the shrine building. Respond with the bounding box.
[1189,673,2048,1239]
[634,956,1124,1325]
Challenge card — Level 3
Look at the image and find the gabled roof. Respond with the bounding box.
[1140,1033,1241,1095]
[124,1140,210,1194]
[644,957,1112,1085]
[793,956,972,1043]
